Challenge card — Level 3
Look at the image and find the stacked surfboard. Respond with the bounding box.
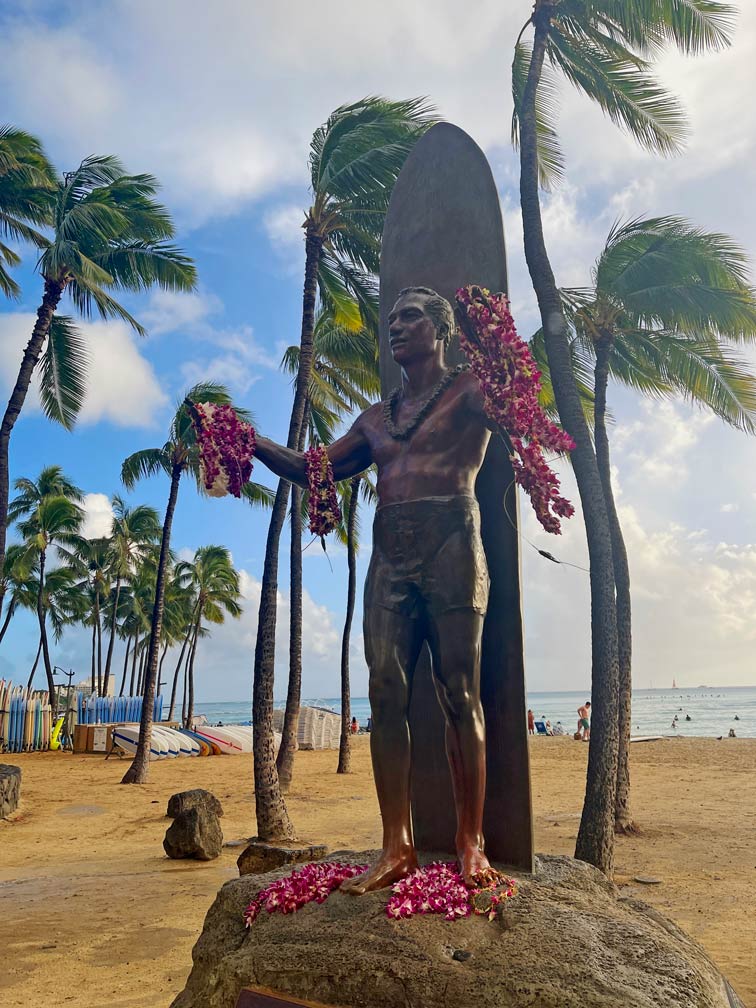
[0,680,52,753]
[111,723,281,759]
[77,692,163,725]
[272,705,341,750]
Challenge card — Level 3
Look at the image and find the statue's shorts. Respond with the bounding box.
[365,495,489,619]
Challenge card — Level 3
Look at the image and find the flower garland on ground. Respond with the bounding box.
[455,285,575,534]
[244,862,367,925]
[304,444,342,538]
[188,401,256,498]
[243,860,517,927]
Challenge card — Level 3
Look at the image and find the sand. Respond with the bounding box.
[1,736,755,1007]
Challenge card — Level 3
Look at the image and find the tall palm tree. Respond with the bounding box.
[512,0,735,874]
[276,312,379,790]
[337,476,362,774]
[535,216,756,832]
[0,543,35,644]
[120,383,268,783]
[253,97,433,840]
[103,497,161,697]
[176,545,241,728]
[18,495,83,711]
[67,536,112,694]
[0,153,197,593]
[0,126,54,299]
[26,565,80,691]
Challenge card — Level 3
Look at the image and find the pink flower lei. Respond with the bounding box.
[243,860,517,927]
[305,444,342,538]
[187,401,256,499]
[455,285,576,534]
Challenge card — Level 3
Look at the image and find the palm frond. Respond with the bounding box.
[593,0,736,55]
[121,447,172,489]
[39,315,88,429]
[511,40,565,189]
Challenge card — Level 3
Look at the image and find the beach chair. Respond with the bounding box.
[534,720,550,735]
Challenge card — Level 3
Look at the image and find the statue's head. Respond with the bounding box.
[388,287,455,365]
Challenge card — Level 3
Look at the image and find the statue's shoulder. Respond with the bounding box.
[356,400,383,430]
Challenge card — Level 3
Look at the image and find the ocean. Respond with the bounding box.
[195,686,756,739]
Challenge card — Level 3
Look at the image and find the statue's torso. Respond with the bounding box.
[359,372,491,506]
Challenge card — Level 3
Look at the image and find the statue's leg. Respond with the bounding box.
[340,603,424,895]
[426,608,493,885]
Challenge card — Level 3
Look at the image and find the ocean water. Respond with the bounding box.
[195,686,756,739]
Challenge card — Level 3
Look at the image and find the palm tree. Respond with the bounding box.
[535,216,756,832]
[18,495,83,711]
[0,126,54,299]
[512,0,735,874]
[103,497,161,697]
[26,565,80,691]
[0,154,197,596]
[176,545,241,728]
[67,536,112,694]
[4,465,83,614]
[120,383,268,783]
[337,476,363,774]
[0,543,35,644]
[253,97,433,839]
[276,312,380,790]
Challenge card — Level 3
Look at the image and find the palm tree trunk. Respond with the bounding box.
[182,620,199,728]
[122,464,182,784]
[593,341,636,834]
[252,232,321,840]
[157,639,169,694]
[119,633,132,697]
[103,575,122,697]
[520,13,619,875]
[168,617,194,722]
[0,597,17,644]
[337,477,360,774]
[36,549,57,717]
[185,619,200,729]
[95,596,103,695]
[26,633,43,691]
[90,616,97,693]
[276,412,309,791]
[0,279,64,586]
[129,633,139,696]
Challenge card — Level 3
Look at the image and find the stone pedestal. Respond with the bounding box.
[171,852,744,1008]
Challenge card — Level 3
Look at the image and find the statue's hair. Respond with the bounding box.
[396,286,455,347]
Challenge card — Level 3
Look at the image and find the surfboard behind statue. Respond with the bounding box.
[379,122,533,871]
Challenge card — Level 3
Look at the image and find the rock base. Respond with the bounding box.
[0,764,21,819]
[237,840,328,876]
[164,806,223,861]
[171,852,744,1008]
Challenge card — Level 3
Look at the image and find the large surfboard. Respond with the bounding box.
[379,122,533,871]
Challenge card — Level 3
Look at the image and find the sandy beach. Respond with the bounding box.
[1,736,754,1007]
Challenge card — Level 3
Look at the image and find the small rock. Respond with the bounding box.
[164,806,223,861]
[452,949,472,962]
[167,788,224,820]
[634,876,663,885]
[237,841,328,876]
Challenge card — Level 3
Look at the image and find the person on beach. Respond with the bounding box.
[577,701,591,741]
[253,287,500,893]
[527,709,535,735]
[351,717,359,734]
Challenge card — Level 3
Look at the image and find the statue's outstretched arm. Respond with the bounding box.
[254,417,372,488]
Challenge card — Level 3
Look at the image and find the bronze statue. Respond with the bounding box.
[254,286,502,893]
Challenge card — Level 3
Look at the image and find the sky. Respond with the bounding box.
[1,0,756,701]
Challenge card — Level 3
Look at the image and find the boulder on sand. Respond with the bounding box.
[164,806,223,861]
[167,788,224,819]
[171,852,745,1008]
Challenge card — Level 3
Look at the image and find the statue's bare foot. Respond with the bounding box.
[459,843,498,888]
[340,849,418,895]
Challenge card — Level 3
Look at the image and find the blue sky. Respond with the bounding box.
[1,1,756,700]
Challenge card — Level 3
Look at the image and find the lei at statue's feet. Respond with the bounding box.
[340,848,419,895]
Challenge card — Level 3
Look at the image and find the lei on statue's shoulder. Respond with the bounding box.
[455,285,575,534]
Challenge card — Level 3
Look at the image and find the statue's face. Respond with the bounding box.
[388,293,442,365]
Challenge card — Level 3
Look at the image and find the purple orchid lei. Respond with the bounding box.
[243,860,517,927]
[304,444,342,538]
[188,401,256,498]
[455,285,576,534]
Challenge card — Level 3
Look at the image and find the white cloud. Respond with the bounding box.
[80,492,114,539]
[0,313,167,428]
[140,289,222,337]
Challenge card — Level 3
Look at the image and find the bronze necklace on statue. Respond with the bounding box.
[383,363,469,441]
